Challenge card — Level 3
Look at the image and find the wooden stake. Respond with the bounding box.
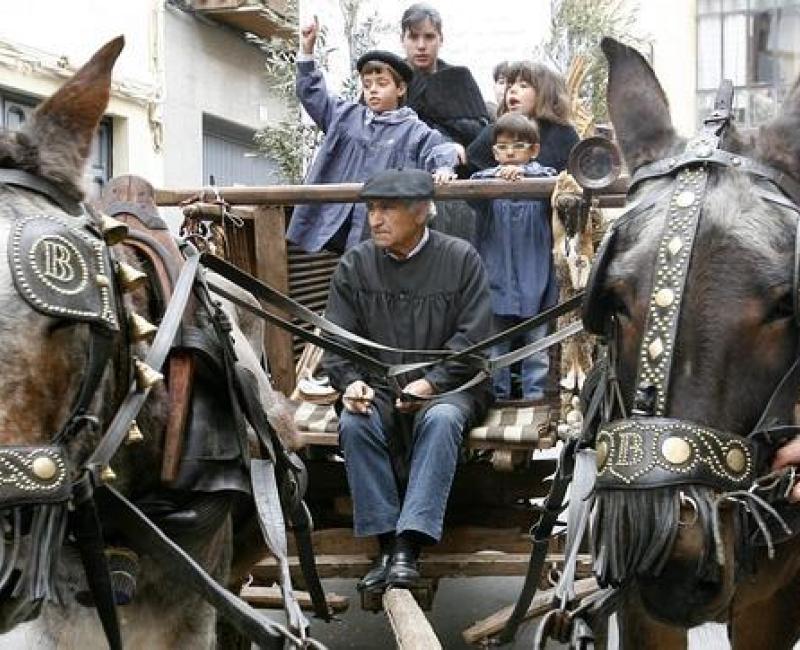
[461,577,598,645]
[383,588,442,650]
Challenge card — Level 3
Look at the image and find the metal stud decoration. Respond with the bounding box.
[635,163,710,415]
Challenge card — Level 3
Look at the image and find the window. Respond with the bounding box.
[697,0,800,127]
[0,89,112,199]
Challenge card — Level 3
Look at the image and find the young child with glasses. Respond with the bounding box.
[470,113,557,401]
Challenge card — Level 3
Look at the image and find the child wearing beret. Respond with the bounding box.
[286,17,461,254]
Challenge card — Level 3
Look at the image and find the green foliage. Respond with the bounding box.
[535,0,646,121]
[255,0,390,181]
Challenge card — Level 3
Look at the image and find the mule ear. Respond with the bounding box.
[756,78,800,180]
[22,36,124,194]
[602,37,677,172]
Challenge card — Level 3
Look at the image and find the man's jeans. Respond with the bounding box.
[338,403,466,541]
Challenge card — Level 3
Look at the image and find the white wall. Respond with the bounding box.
[0,0,163,185]
[162,5,288,188]
[638,0,698,136]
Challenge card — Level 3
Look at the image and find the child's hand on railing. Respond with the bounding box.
[497,165,523,181]
[433,168,457,185]
[300,15,319,55]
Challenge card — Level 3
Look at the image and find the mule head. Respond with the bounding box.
[589,37,800,627]
[0,37,133,631]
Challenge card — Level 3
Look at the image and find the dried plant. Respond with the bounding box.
[535,0,647,121]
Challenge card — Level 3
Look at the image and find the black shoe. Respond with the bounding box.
[357,550,392,592]
[385,548,420,588]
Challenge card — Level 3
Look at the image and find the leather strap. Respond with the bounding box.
[71,475,122,650]
[95,486,322,649]
[86,252,199,473]
[498,440,576,644]
[0,168,83,215]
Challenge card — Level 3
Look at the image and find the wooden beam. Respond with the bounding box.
[461,577,599,645]
[252,552,592,582]
[383,588,442,650]
[155,177,630,207]
[240,585,349,614]
[252,206,294,395]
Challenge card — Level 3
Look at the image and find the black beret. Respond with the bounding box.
[356,50,414,85]
[360,168,434,200]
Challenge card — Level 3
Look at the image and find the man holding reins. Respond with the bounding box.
[322,168,493,591]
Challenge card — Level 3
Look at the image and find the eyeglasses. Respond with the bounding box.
[493,142,534,152]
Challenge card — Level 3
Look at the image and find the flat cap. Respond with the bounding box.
[360,168,434,200]
[356,50,414,85]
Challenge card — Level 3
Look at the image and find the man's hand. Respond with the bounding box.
[300,15,319,55]
[497,165,523,181]
[395,378,435,413]
[772,438,800,501]
[433,168,457,185]
[342,380,374,414]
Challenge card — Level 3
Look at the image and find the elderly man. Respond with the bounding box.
[322,168,492,591]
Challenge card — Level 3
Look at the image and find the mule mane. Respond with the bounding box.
[0,126,84,201]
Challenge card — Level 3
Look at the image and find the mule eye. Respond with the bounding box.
[764,291,794,324]
[612,292,634,322]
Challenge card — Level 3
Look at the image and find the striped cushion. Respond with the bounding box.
[292,402,552,444]
[468,405,550,443]
[292,401,339,433]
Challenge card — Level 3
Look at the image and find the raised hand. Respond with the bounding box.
[300,15,319,55]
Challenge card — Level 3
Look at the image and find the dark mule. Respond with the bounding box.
[0,38,313,648]
[583,38,800,648]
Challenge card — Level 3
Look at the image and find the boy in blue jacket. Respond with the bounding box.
[470,113,557,400]
[287,17,461,254]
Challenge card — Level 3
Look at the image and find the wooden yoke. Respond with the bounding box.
[99,175,195,483]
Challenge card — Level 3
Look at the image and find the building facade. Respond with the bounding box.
[0,0,287,200]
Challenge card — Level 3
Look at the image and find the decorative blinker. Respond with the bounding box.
[9,213,119,330]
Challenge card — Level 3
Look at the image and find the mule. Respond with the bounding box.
[0,37,315,649]
[581,38,800,649]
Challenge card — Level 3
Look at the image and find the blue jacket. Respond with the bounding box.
[286,60,459,253]
[470,161,558,317]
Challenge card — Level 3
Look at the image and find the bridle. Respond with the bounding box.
[0,170,324,649]
[582,81,800,585]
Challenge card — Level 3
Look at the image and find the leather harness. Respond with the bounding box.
[0,169,330,649]
[500,82,800,645]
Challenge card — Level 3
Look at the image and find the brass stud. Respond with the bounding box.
[31,456,57,481]
[648,337,664,360]
[99,214,129,246]
[100,465,117,482]
[726,448,746,473]
[117,262,147,292]
[126,421,144,445]
[134,359,164,390]
[662,436,692,465]
[675,190,695,208]
[667,237,683,256]
[655,288,675,308]
[596,440,609,469]
[129,313,158,342]
[95,273,110,288]
[695,144,713,158]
